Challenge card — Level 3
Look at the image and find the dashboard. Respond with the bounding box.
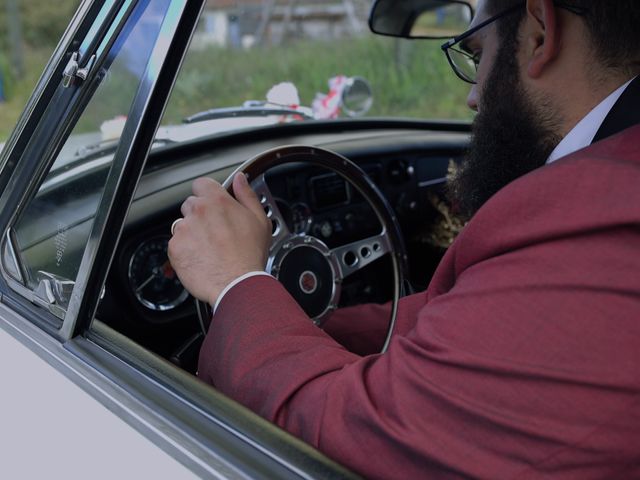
[96,121,470,371]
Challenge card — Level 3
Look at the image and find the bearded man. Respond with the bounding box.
[168,0,640,477]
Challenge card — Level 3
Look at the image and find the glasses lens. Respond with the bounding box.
[448,47,477,83]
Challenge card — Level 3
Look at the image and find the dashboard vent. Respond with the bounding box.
[310,173,350,209]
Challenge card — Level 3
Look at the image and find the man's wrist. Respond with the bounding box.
[213,271,273,314]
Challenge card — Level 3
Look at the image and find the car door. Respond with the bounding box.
[0,0,354,478]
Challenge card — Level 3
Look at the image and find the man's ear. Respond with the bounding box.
[525,0,561,78]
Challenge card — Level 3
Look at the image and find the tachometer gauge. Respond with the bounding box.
[128,236,188,311]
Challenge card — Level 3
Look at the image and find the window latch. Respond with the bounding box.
[62,52,96,88]
[33,271,75,319]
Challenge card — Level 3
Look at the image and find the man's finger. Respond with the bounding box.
[192,176,221,197]
[180,196,197,217]
[233,173,266,221]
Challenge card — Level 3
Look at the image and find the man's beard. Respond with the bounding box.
[447,45,563,221]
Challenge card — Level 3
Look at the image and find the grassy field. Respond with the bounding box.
[1,35,473,143]
[164,35,473,124]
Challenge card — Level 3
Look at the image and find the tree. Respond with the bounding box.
[0,0,80,100]
[0,0,80,50]
[20,0,81,47]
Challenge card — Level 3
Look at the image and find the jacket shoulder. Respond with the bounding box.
[442,125,640,279]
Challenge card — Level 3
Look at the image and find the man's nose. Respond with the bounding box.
[467,85,479,112]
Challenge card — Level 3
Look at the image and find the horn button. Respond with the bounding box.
[269,236,341,322]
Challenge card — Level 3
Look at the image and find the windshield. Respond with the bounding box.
[0,0,474,154]
[159,0,473,140]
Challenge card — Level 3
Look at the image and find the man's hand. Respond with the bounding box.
[167,174,272,305]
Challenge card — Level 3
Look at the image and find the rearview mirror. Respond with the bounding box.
[369,0,474,39]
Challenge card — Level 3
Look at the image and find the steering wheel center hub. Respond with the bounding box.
[268,235,341,323]
[299,270,318,294]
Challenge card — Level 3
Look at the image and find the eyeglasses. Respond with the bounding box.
[441,2,588,84]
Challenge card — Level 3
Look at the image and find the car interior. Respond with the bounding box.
[98,120,470,373]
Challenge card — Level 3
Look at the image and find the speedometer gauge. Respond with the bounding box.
[128,236,188,311]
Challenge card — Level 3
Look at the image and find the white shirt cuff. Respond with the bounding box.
[213,271,273,314]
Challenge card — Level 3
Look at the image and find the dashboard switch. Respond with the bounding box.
[388,159,412,184]
[316,221,333,238]
[396,193,419,215]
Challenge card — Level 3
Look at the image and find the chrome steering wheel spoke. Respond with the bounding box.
[251,173,291,247]
[331,231,391,279]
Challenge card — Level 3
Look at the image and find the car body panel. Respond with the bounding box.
[0,316,198,479]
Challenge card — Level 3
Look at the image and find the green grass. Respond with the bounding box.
[163,35,473,125]
[1,36,473,144]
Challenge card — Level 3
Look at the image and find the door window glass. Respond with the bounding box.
[11,0,171,314]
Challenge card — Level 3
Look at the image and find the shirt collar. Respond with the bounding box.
[546,76,636,164]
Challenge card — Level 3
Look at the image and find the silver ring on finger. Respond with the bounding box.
[171,218,183,236]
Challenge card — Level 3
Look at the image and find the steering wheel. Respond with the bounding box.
[196,145,408,353]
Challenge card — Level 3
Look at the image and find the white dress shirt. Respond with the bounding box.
[214,77,637,312]
[546,77,635,164]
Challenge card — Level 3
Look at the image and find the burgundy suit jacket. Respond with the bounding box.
[199,126,640,479]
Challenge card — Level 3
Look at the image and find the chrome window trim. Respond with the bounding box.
[0,0,139,333]
[61,0,188,340]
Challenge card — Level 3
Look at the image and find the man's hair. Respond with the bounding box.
[487,1,640,74]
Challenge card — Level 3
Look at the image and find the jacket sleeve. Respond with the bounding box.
[320,294,425,355]
[319,302,390,355]
[197,147,640,479]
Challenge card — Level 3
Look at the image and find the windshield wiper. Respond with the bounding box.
[42,137,175,185]
[184,101,314,124]
[72,138,121,160]
[73,137,175,162]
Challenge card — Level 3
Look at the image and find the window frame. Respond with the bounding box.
[0,0,187,341]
